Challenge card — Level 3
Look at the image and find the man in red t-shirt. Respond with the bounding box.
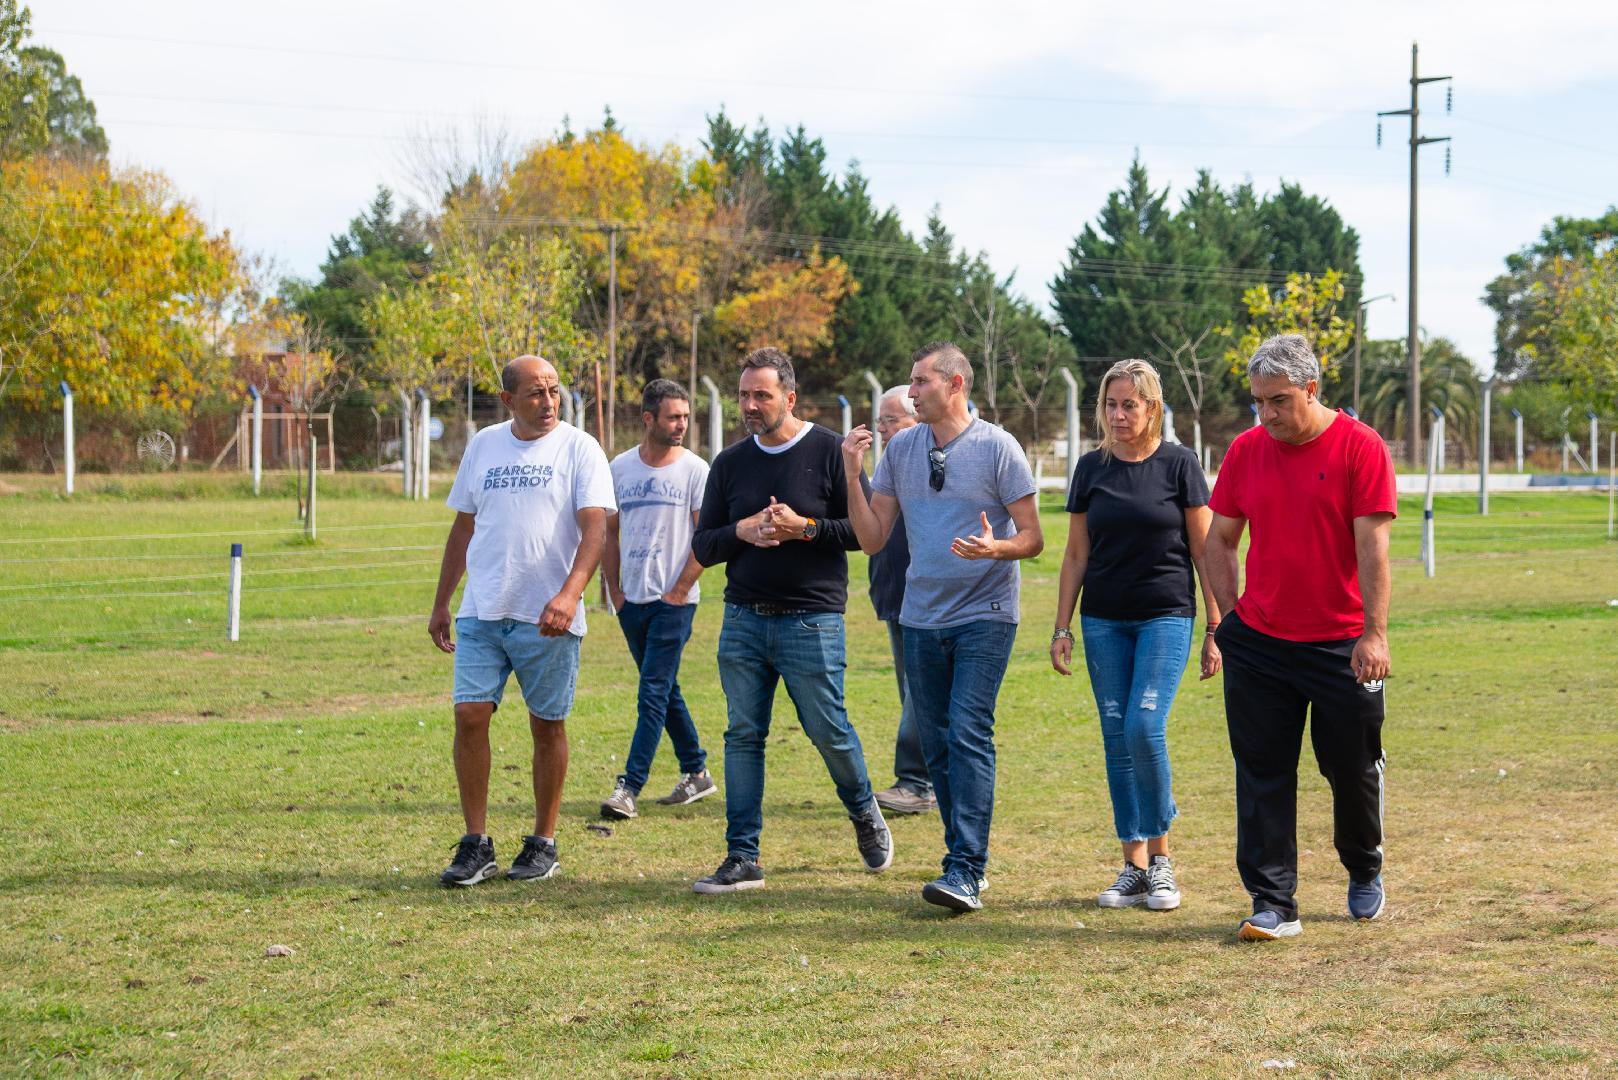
[1206,334,1396,942]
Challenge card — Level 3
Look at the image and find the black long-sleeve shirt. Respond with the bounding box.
[692,423,859,612]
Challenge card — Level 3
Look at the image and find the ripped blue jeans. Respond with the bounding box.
[1080,615,1193,842]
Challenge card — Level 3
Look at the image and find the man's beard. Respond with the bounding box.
[744,412,783,435]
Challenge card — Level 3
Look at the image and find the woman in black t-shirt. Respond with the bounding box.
[1049,359,1222,913]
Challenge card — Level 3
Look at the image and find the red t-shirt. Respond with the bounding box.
[1209,411,1396,641]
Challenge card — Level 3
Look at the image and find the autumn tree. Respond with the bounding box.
[1220,270,1355,380]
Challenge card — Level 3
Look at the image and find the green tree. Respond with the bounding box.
[19,46,105,157]
[281,186,431,373]
[1360,335,1481,449]
[1258,182,1362,312]
[1524,248,1618,411]
[0,0,48,160]
[1483,208,1618,378]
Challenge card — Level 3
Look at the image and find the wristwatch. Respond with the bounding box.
[1051,626,1075,644]
[802,517,818,541]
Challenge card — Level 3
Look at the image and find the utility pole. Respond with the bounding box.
[606,225,619,454]
[1379,42,1451,467]
[1353,293,1395,419]
[688,312,701,449]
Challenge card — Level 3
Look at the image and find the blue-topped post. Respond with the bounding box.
[1510,408,1523,472]
[1343,406,1359,419]
[415,388,431,500]
[59,382,75,495]
[227,543,243,641]
[837,394,851,436]
[1588,410,1599,474]
[861,371,884,462]
[1250,401,1261,428]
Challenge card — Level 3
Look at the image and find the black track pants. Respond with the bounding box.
[1216,609,1386,920]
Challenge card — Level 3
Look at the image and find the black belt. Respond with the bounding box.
[735,601,809,617]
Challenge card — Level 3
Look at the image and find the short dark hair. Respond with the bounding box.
[641,378,689,417]
[740,347,796,394]
[911,340,973,393]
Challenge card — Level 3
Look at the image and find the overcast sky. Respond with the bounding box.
[30,0,1618,368]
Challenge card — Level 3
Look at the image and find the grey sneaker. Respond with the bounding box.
[600,778,638,820]
[1145,854,1181,911]
[1097,863,1149,908]
[507,836,559,881]
[851,800,893,872]
[874,784,936,815]
[440,833,497,887]
[693,854,765,894]
[656,770,718,806]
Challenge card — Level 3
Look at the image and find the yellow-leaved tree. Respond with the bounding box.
[1221,269,1354,380]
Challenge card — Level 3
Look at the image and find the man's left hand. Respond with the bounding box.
[539,590,579,637]
[950,511,1000,561]
[1350,631,1390,683]
[660,585,691,606]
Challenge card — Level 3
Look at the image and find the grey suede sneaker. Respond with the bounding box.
[656,770,718,806]
[874,784,936,815]
[600,778,638,820]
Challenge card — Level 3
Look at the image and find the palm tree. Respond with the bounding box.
[1360,335,1482,465]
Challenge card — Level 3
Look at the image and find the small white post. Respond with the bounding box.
[559,383,573,426]
[1608,431,1615,541]
[397,388,414,499]
[60,382,75,495]
[861,370,884,460]
[249,386,263,496]
[700,374,723,462]
[1058,367,1079,491]
[305,434,318,540]
[1589,411,1599,474]
[1512,409,1523,473]
[1563,433,1571,474]
[1436,413,1446,473]
[1193,418,1203,462]
[1422,406,1439,578]
[838,394,852,436]
[1163,403,1177,444]
[416,389,431,500]
[1251,402,1261,428]
[227,543,243,641]
[1479,378,1493,516]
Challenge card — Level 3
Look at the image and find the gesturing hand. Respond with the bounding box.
[950,511,1000,561]
[765,496,808,541]
[842,425,873,472]
[736,507,780,548]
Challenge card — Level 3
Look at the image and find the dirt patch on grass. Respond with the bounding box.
[4,690,441,730]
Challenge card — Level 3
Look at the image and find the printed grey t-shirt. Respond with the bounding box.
[872,419,1037,629]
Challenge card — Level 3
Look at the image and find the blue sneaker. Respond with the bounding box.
[1237,910,1302,941]
[921,869,982,913]
[1348,875,1385,921]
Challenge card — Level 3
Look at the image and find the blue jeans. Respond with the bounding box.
[716,603,875,862]
[616,600,707,794]
[903,620,1017,878]
[1080,615,1193,842]
[887,622,931,795]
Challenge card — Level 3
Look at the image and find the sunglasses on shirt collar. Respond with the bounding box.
[928,447,947,492]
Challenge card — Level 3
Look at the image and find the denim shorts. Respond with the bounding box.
[452,617,581,721]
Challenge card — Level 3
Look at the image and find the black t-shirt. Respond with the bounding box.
[692,424,860,612]
[1066,442,1210,620]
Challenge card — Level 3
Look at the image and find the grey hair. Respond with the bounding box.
[881,386,916,416]
[1247,334,1320,388]
[912,340,974,394]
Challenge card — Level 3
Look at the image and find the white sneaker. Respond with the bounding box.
[1145,854,1181,911]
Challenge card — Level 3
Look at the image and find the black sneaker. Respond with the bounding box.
[507,835,559,881]
[440,833,497,887]
[921,868,982,913]
[851,800,893,872]
[693,854,765,894]
[1096,863,1149,908]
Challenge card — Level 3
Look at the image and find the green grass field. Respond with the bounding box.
[2,473,1616,1077]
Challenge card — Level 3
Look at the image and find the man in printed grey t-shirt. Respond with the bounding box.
[844,341,1043,913]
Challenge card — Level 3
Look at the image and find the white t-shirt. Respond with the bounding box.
[446,420,616,634]
[609,446,709,604]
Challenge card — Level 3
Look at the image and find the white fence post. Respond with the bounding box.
[700,375,723,462]
[60,382,74,495]
[227,543,243,641]
[416,389,431,500]
[306,433,318,540]
[249,386,264,496]
[861,370,884,461]
[1058,367,1079,492]
[397,389,414,499]
[1422,406,1440,578]
[838,394,852,436]
[1511,408,1523,473]
[1479,379,1492,516]
[1590,411,1600,474]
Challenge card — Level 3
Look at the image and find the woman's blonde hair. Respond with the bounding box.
[1095,358,1165,456]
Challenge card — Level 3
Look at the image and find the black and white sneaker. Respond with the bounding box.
[1097,863,1149,908]
[440,833,498,887]
[851,800,893,872]
[1145,854,1181,911]
[507,835,559,881]
[921,869,982,913]
[693,854,765,894]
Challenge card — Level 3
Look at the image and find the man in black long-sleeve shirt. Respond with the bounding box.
[689,348,892,894]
